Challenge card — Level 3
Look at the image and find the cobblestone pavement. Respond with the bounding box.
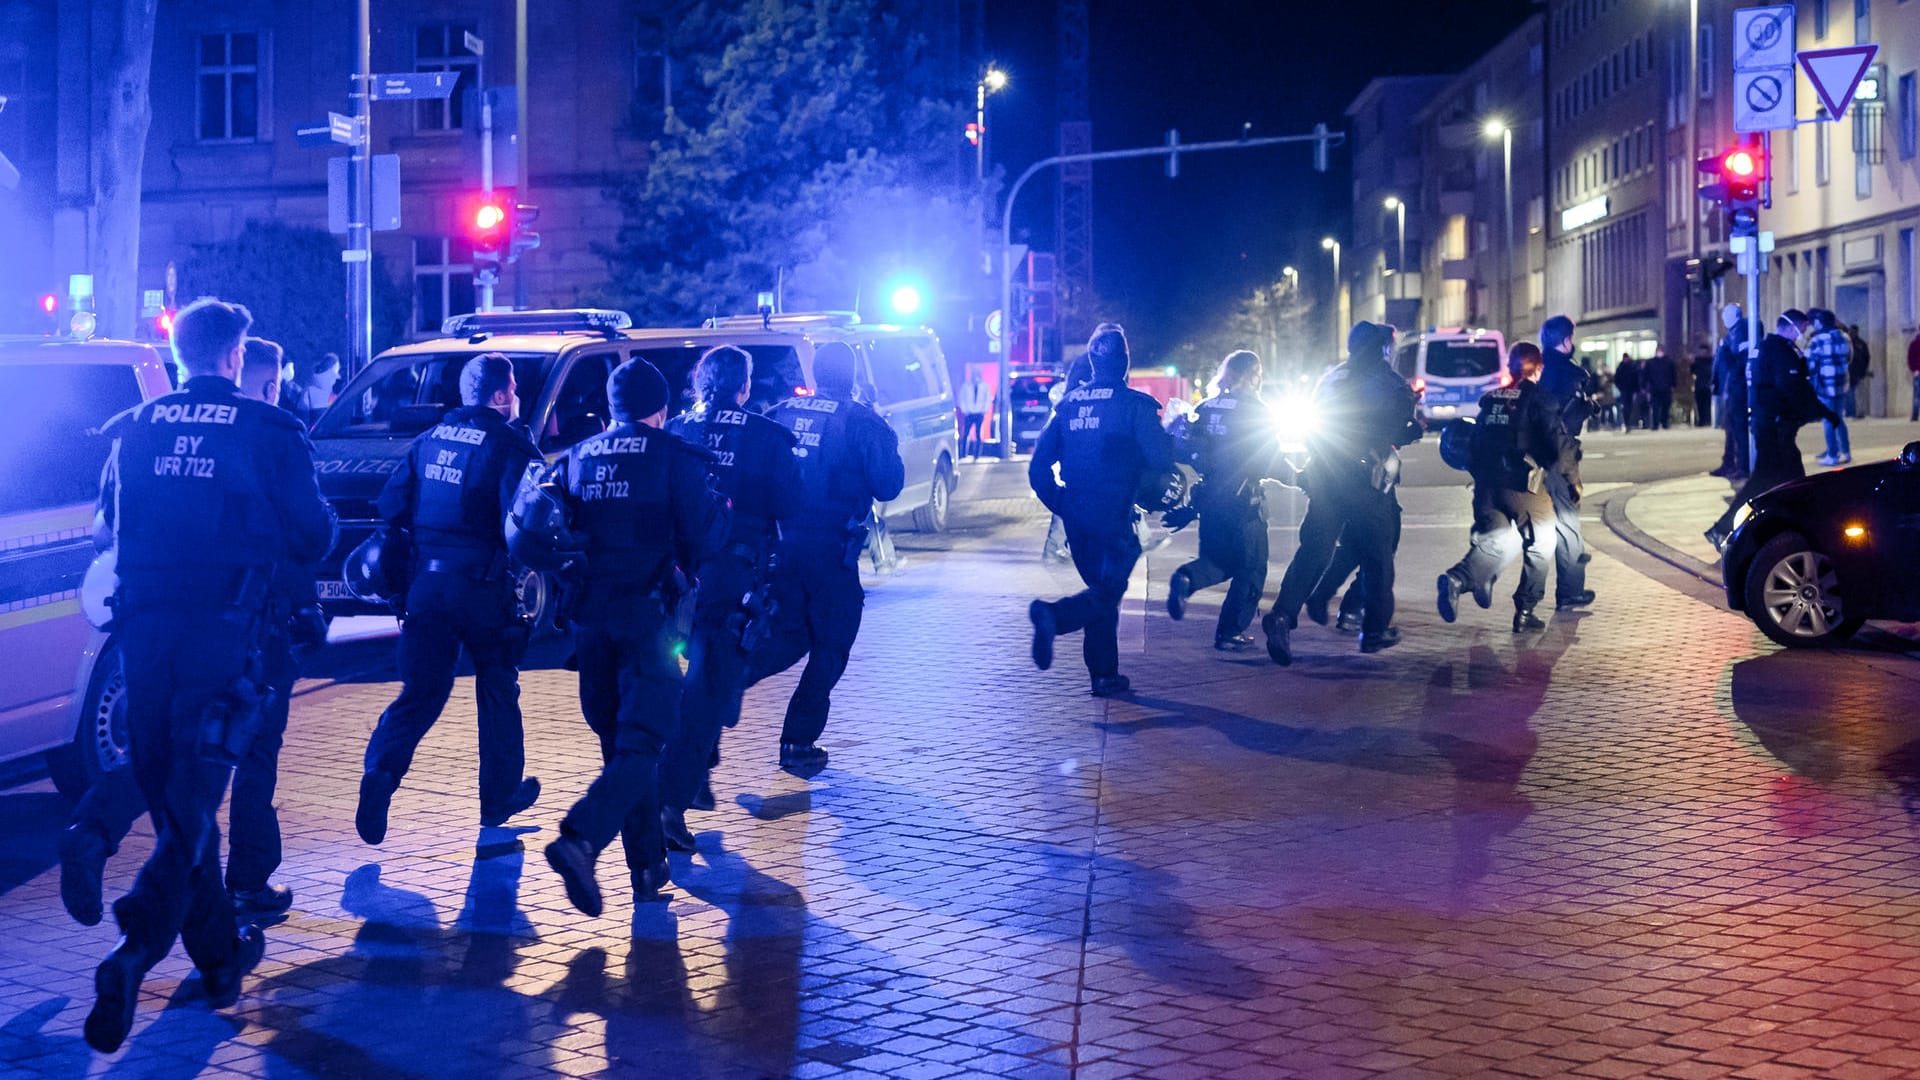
[5,460,1920,1079]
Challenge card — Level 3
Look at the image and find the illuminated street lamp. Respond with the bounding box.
[1321,236,1342,357]
[976,66,1008,183]
[1382,195,1406,297]
[1484,117,1513,335]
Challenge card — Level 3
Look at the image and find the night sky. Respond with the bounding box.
[983,0,1538,360]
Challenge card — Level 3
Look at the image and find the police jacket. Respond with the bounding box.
[1536,352,1595,437]
[765,390,905,539]
[98,375,336,599]
[1182,387,1282,504]
[1713,324,1749,396]
[550,421,724,594]
[378,405,538,564]
[667,401,801,548]
[1305,357,1420,490]
[1469,380,1577,493]
[1751,334,1834,431]
[1028,378,1175,517]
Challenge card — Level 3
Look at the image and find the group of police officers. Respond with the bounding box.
[64,298,902,1053]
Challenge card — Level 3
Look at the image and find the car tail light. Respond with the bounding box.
[1412,377,1426,394]
[1498,371,1513,388]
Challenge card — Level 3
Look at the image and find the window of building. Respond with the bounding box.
[1858,134,1873,198]
[1473,220,1490,255]
[1784,123,1801,192]
[1441,215,1468,261]
[1900,72,1917,160]
[1899,228,1915,327]
[197,32,262,142]
[1529,270,1546,311]
[1816,110,1831,185]
[1814,0,1829,39]
[415,23,479,133]
[1439,280,1468,326]
[1855,0,1870,42]
[1667,38,1685,128]
[1699,25,1715,98]
[414,237,475,334]
[633,15,671,136]
[1529,43,1543,77]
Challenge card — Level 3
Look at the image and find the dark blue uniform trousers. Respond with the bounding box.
[749,537,864,746]
[1040,503,1140,679]
[1273,478,1400,637]
[1177,496,1268,640]
[364,571,529,819]
[561,598,682,872]
[111,609,247,975]
[661,553,757,811]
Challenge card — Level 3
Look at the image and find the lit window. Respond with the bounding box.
[197,32,262,142]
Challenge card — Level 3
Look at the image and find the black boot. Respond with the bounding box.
[661,808,697,853]
[1166,570,1192,621]
[200,924,268,1008]
[1028,600,1056,671]
[1513,608,1547,632]
[60,825,110,927]
[85,939,147,1053]
[480,777,541,827]
[545,834,602,918]
[1262,612,1292,666]
[355,769,399,845]
[1359,627,1402,653]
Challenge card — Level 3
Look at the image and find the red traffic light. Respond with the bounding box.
[475,202,506,231]
[462,189,515,256]
[39,293,57,314]
[1724,149,1759,177]
[156,310,174,337]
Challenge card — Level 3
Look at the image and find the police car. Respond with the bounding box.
[1393,328,1509,422]
[0,333,173,796]
[310,309,959,622]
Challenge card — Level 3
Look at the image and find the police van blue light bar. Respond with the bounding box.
[442,309,633,336]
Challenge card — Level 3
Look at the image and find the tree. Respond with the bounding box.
[598,0,980,325]
[179,222,410,364]
[91,0,158,340]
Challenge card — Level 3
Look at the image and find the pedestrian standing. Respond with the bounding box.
[1535,315,1596,611]
[957,370,992,459]
[285,352,341,427]
[1846,323,1871,418]
[1028,324,1174,696]
[1707,310,1839,546]
[1908,328,1920,421]
[1712,304,1751,477]
[749,342,905,767]
[1614,355,1642,429]
[1807,309,1853,466]
[1260,321,1421,664]
[1437,342,1577,632]
[1690,345,1715,428]
[355,354,543,847]
[82,299,335,1053]
[541,358,726,916]
[659,346,800,850]
[1644,346,1676,430]
[1166,350,1284,652]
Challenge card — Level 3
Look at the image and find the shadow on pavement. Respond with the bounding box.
[0,791,67,899]
[1108,695,1449,778]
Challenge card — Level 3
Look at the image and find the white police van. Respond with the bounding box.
[1392,328,1508,422]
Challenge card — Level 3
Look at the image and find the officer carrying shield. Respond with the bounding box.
[1435,342,1576,632]
[356,353,542,846]
[1028,324,1176,696]
[542,358,725,916]
[82,299,335,1053]
[658,346,800,849]
[748,341,905,772]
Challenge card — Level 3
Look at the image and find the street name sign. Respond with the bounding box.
[1799,45,1878,119]
[296,111,359,148]
[369,72,460,101]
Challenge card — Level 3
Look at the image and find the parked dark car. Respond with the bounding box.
[1009,371,1061,454]
[1722,440,1920,647]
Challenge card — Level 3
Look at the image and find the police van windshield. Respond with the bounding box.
[631,345,804,416]
[313,352,549,437]
[1424,341,1502,380]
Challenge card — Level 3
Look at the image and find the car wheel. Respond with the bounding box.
[1743,533,1850,648]
[45,641,131,800]
[913,460,953,533]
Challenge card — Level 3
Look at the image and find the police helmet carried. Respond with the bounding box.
[344,529,412,605]
[505,464,582,573]
[1135,467,1189,513]
[80,548,119,630]
[1438,416,1477,472]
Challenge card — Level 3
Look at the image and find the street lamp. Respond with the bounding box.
[1382,195,1406,297]
[1484,117,1513,335]
[976,66,1008,183]
[1321,236,1341,357]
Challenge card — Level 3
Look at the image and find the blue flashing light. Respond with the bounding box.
[888,284,923,317]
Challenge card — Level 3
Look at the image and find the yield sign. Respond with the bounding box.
[1798,44,1878,118]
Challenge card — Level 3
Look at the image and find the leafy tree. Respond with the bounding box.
[599,0,980,326]
[178,221,410,366]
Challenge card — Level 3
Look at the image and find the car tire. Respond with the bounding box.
[912,459,953,533]
[45,640,131,801]
[1742,533,1852,649]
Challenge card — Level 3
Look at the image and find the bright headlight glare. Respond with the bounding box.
[1267,394,1320,454]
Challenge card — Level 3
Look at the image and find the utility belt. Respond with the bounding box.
[419,550,510,583]
[115,565,278,770]
[115,564,274,618]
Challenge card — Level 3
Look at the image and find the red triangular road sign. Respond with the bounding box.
[1799,45,1878,119]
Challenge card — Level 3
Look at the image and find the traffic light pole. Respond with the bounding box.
[478,48,495,313]
[995,126,1341,458]
[346,0,373,377]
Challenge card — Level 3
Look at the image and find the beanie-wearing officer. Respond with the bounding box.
[1436,342,1577,632]
[544,358,725,916]
[1705,310,1837,546]
[1167,349,1283,651]
[1028,324,1176,696]
[658,346,799,848]
[1262,321,1420,664]
[356,353,542,846]
[1536,315,1596,610]
[59,338,321,928]
[749,341,905,771]
[83,299,336,1053]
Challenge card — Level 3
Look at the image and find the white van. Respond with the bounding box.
[1392,328,1508,422]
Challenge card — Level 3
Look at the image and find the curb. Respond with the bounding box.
[1596,482,1723,589]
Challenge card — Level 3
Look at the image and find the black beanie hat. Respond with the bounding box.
[1346,321,1393,361]
[606,357,670,421]
[1087,324,1130,382]
[813,341,857,393]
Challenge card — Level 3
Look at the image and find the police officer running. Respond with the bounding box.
[541,358,724,916]
[1028,324,1175,696]
[1261,322,1420,664]
[83,300,335,1053]
[1535,315,1597,611]
[1436,342,1577,632]
[747,342,904,771]
[356,354,542,846]
[658,346,799,850]
[1166,349,1282,651]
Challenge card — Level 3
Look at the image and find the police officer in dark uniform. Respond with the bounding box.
[1705,310,1838,546]
[356,353,542,846]
[749,341,905,770]
[1535,315,1597,611]
[84,299,335,1053]
[543,358,724,916]
[1261,322,1420,664]
[1166,349,1283,651]
[658,346,799,849]
[1028,324,1175,696]
[1436,342,1577,632]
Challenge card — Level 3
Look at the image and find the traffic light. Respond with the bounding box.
[1695,154,1731,207]
[463,188,515,268]
[1722,145,1762,239]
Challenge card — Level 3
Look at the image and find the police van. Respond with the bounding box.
[309,309,958,624]
[1392,328,1509,422]
[0,335,172,796]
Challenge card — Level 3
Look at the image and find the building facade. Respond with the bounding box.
[1345,76,1449,339]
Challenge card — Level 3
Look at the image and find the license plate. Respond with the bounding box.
[316,579,355,601]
